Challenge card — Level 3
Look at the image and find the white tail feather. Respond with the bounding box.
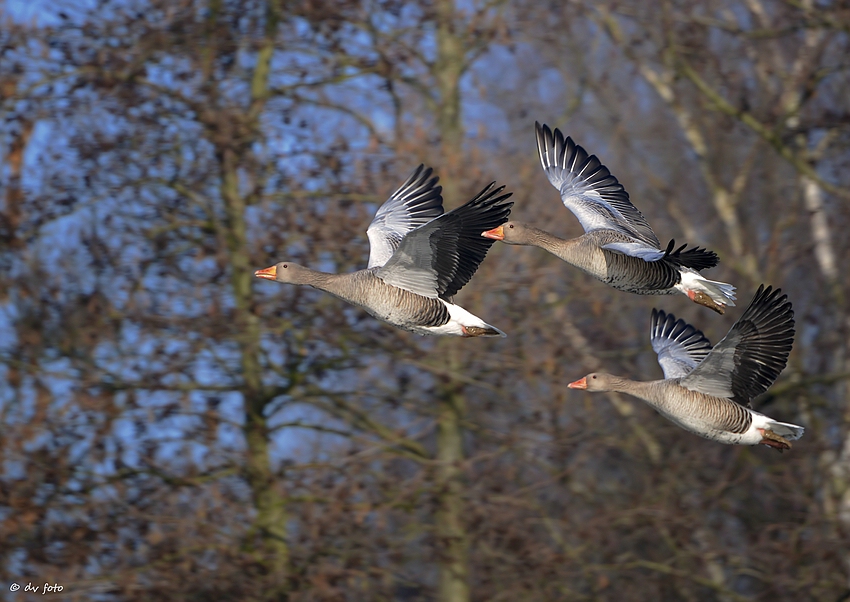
[766,419,805,441]
[676,269,737,306]
[419,301,506,337]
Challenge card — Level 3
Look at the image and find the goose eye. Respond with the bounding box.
[509,224,514,229]
[592,375,597,379]
[282,264,288,268]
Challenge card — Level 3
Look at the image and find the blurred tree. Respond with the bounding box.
[1,0,850,600]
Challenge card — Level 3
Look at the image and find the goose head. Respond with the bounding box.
[254,262,315,285]
[481,221,541,245]
[568,373,621,392]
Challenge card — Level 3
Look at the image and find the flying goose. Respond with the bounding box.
[568,285,803,450]
[255,165,513,337]
[482,123,736,314]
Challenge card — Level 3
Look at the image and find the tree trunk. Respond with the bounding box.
[216,0,289,584]
[435,0,465,202]
[220,147,289,580]
[434,1,471,600]
[436,367,470,602]
[0,75,32,251]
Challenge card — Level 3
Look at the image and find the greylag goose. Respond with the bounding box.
[482,122,736,314]
[255,165,513,337]
[568,285,804,450]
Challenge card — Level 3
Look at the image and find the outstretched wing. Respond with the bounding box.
[536,122,662,260]
[375,183,513,300]
[650,309,713,379]
[680,285,795,406]
[366,165,444,269]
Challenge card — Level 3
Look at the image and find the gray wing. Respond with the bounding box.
[680,285,795,407]
[366,165,444,269]
[375,183,513,300]
[535,122,663,260]
[650,309,713,379]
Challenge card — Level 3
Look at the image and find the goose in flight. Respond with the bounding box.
[568,285,803,450]
[482,123,736,314]
[256,165,513,337]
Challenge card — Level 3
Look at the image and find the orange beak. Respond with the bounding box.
[567,377,587,390]
[254,265,277,280]
[481,225,505,241]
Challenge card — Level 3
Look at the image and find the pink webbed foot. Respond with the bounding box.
[758,428,792,452]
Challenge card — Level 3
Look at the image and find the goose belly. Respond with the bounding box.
[652,402,758,446]
[562,243,681,294]
[360,291,451,334]
[659,411,757,444]
[600,252,680,294]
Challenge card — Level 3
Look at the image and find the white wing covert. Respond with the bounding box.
[375,183,513,300]
[535,122,663,261]
[650,309,712,379]
[366,165,443,269]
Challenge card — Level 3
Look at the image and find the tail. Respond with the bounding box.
[676,269,737,314]
[445,303,507,338]
[766,419,804,441]
[661,239,719,271]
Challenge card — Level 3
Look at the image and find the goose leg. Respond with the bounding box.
[757,428,792,451]
[461,325,502,337]
[688,291,726,315]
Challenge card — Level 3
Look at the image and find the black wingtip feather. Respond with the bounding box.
[432,182,514,300]
[729,285,795,405]
[660,238,720,271]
